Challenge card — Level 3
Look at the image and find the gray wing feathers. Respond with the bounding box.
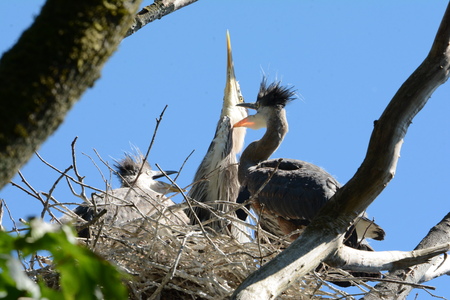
[187,116,234,226]
[97,188,189,226]
[65,187,189,238]
[246,158,385,244]
[186,117,250,242]
[247,159,339,221]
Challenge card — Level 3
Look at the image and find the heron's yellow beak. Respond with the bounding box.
[222,31,245,115]
[160,182,185,194]
[223,31,248,153]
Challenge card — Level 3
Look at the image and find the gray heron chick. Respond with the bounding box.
[186,32,249,242]
[234,80,385,248]
[66,153,189,238]
[115,153,178,192]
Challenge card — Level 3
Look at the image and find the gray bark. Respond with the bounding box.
[126,0,199,37]
[362,212,450,300]
[0,0,142,189]
[232,3,450,299]
[0,0,197,190]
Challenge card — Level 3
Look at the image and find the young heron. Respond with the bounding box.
[234,80,385,248]
[64,153,189,238]
[186,32,250,242]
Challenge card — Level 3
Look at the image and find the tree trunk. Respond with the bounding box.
[0,0,141,189]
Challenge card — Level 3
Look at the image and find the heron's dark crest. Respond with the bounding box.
[114,154,146,177]
[257,79,296,108]
[62,152,189,238]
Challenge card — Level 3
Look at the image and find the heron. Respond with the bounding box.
[234,79,385,249]
[64,152,189,238]
[186,32,250,242]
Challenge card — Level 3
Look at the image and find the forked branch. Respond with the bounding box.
[232,3,450,299]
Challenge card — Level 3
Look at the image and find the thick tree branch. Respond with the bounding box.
[422,255,450,282]
[0,0,142,189]
[125,0,198,37]
[329,243,450,273]
[232,3,450,299]
[362,212,450,300]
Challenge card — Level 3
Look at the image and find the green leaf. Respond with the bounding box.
[0,218,128,300]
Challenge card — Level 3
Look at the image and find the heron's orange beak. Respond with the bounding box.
[233,111,266,129]
[233,117,254,128]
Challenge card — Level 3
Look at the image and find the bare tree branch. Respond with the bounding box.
[126,0,199,37]
[232,3,450,299]
[134,105,168,190]
[0,200,4,232]
[329,242,450,273]
[362,212,450,300]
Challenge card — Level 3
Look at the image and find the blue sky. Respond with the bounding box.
[1,1,449,298]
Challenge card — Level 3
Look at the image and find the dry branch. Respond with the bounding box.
[362,212,450,300]
[0,201,4,232]
[126,0,199,37]
[133,105,168,192]
[330,243,450,273]
[232,3,450,300]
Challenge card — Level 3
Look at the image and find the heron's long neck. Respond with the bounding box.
[238,109,288,182]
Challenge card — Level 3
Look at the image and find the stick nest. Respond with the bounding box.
[31,201,367,300]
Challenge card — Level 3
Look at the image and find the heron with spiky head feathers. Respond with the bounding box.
[186,32,250,242]
[115,153,179,192]
[63,152,189,238]
[234,79,385,248]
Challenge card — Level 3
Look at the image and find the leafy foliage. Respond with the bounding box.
[0,218,128,300]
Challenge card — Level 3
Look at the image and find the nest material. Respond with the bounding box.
[35,202,365,300]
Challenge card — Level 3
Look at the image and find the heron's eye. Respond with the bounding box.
[239,95,244,103]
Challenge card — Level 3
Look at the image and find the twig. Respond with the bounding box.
[155,163,230,261]
[249,158,283,264]
[326,275,436,291]
[88,150,116,194]
[0,199,19,232]
[40,194,84,221]
[17,170,41,199]
[71,137,88,200]
[0,200,4,231]
[15,170,60,222]
[34,151,105,195]
[135,105,168,189]
[75,209,108,233]
[173,149,195,182]
[41,165,73,220]
[149,233,190,300]
[313,272,354,300]
[420,287,447,300]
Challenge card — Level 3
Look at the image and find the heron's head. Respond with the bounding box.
[114,154,179,193]
[234,79,296,130]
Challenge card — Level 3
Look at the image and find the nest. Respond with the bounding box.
[31,201,370,300]
[13,144,370,299]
